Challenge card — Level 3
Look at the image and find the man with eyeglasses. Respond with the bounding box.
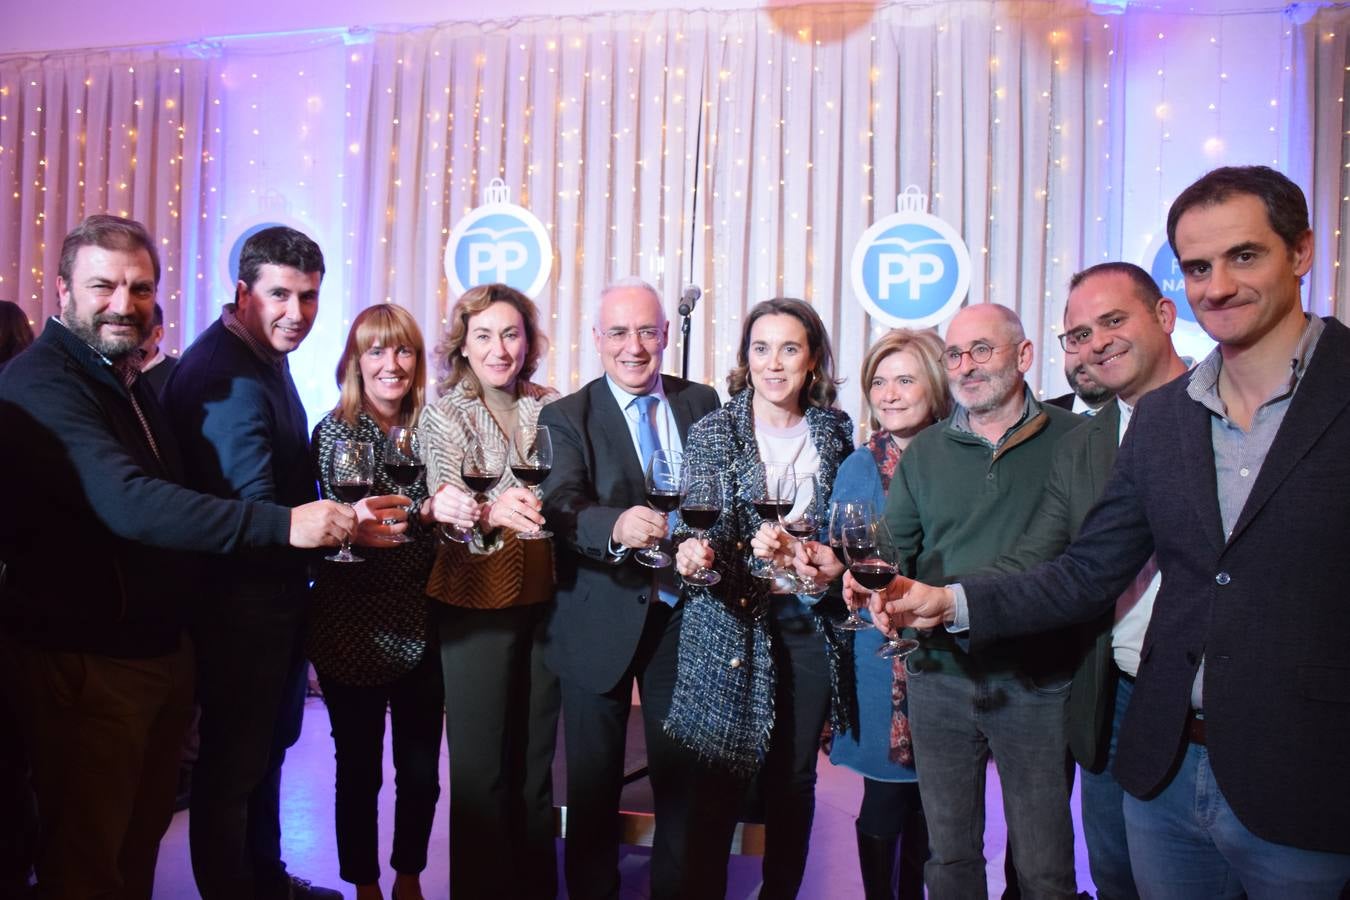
[870,166,1350,896]
[880,302,1084,898]
[538,277,721,899]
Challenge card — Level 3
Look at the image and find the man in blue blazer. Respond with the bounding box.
[539,278,722,900]
[865,166,1350,896]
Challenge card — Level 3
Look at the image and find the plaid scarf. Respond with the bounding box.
[866,430,913,767]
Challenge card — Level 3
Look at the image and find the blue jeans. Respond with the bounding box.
[1124,741,1350,899]
[905,661,1078,900]
[1079,674,1138,900]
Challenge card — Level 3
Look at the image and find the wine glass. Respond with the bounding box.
[750,461,796,580]
[380,425,423,544]
[679,468,722,586]
[443,434,505,544]
[780,473,823,594]
[829,499,874,631]
[326,439,374,563]
[844,517,917,659]
[509,424,552,540]
[637,448,681,568]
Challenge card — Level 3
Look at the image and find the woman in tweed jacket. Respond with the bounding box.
[672,297,853,899]
[419,284,561,900]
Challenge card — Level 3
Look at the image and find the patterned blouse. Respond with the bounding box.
[307,411,436,687]
[419,380,559,609]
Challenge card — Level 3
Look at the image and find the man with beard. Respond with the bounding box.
[0,215,353,898]
[881,303,1084,898]
[164,226,380,900]
[1046,355,1114,415]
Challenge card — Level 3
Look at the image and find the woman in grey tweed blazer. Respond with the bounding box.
[672,297,853,899]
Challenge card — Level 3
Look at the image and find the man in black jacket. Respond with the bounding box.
[0,215,352,899]
[163,226,354,900]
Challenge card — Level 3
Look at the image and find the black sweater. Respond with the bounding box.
[0,320,291,657]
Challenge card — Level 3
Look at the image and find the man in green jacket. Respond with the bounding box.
[884,302,1083,898]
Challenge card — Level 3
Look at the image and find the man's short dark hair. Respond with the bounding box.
[58,215,161,287]
[151,303,165,328]
[1068,262,1163,312]
[236,226,325,291]
[1166,165,1310,255]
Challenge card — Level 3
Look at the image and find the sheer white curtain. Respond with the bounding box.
[5,1,1345,427]
[342,1,1120,421]
[0,47,224,355]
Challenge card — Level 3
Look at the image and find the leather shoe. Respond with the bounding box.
[286,876,343,900]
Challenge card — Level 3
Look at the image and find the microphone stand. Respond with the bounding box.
[681,311,692,381]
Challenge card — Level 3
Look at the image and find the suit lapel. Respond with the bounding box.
[592,378,646,487]
[1086,403,1119,498]
[1227,320,1350,547]
[663,374,699,441]
[1177,380,1228,554]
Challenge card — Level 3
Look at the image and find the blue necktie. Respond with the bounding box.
[632,395,679,606]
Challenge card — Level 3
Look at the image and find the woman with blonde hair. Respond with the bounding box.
[819,328,951,898]
[308,302,442,900]
[420,282,560,900]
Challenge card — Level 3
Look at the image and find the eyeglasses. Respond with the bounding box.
[601,327,662,347]
[941,342,1014,370]
[1058,314,1129,353]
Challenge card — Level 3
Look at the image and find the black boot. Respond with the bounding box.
[856,822,900,900]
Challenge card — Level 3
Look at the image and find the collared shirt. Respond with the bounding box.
[1184,313,1324,708]
[48,317,161,463]
[141,348,169,373]
[1111,396,1156,676]
[950,385,1036,448]
[221,303,286,370]
[603,373,684,463]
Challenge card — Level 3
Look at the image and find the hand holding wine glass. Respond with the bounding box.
[750,461,796,581]
[380,426,424,544]
[780,474,823,594]
[637,448,681,568]
[441,435,505,544]
[327,439,374,563]
[677,468,722,586]
[509,424,552,540]
[830,499,875,631]
[843,517,916,658]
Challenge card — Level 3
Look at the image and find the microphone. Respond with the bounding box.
[678,284,702,317]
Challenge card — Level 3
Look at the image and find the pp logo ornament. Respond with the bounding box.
[850,186,972,329]
[444,179,553,298]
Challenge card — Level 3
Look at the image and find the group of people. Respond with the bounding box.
[0,161,1345,900]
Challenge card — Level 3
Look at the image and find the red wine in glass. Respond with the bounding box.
[332,481,371,504]
[646,490,681,513]
[679,504,720,531]
[462,471,501,494]
[784,520,816,541]
[753,499,793,521]
[510,464,550,487]
[384,462,425,488]
[849,561,897,591]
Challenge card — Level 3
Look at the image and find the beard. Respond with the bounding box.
[63,308,151,359]
[952,365,1022,415]
[1067,363,1113,405]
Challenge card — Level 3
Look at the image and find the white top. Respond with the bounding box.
[1111,396,1160,677]
[754,417,818,518]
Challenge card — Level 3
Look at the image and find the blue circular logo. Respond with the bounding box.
[1145,236,1196,324]
[445,198,553,299]
[851,200,971,329]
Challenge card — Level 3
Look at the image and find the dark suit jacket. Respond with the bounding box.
[1045,391,1077,411]
[988,401,1122,770]
[539,374,719,695]
[964,316,1350,853]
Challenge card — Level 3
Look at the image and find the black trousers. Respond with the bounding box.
[189,588,309,900]
[438,603,559,900]
[318,646,443,886]
[559,602,744,900]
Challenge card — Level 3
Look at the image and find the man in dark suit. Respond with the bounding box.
[539,277,721,900]
[868,166,1350,895]
[991,262,1188,900]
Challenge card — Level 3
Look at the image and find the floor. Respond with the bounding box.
[152,697,1093,899]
